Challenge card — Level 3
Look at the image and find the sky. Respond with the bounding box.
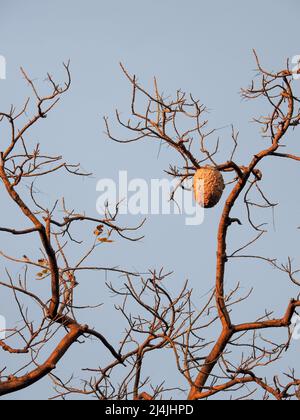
[0,0,300,400]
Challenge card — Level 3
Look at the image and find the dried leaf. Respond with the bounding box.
[98,238,114,243]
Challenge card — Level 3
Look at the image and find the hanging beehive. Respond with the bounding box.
[193,166,225,208]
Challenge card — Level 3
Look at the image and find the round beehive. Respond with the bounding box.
[193,166,225,208]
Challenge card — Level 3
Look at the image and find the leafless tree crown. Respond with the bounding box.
[0,52,300,400]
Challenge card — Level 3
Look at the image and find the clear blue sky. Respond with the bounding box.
[0,0,300,399]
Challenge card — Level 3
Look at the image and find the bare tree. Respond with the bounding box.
[1,53,300,400]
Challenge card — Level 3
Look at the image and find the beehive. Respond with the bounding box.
[193,166,225,208]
